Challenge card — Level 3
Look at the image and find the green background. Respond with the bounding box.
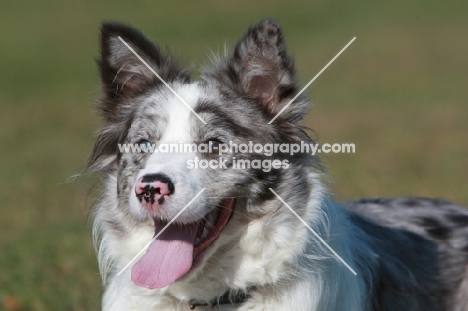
[0,0,467,310]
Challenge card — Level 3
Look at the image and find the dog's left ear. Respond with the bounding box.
[205,19,306,123]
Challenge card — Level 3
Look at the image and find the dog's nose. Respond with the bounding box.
[135,173,174,207]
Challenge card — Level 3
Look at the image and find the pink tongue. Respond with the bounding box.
[131,222,198,289]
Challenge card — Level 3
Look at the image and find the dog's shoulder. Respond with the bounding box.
[343,197,468,245]
[343,197,468,310]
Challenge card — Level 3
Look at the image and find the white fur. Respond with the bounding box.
[95,167,367,310]
[127,84,208,223]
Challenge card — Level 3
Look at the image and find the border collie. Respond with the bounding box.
[88,19,468,310]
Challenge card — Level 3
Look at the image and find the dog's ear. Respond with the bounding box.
[89,22,190,170]
[98,22,190,120]
[205,19,305,122]
[87,123,127,170]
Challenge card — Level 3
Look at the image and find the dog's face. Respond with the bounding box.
[90,20,316,292]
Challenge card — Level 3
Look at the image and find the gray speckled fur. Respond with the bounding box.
[343,197,468,311]
[88,20,468,310]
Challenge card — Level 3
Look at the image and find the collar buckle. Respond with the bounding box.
[188,287,254,310]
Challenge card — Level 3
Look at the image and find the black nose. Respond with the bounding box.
[135,173,175,207]
[140,174,174,193]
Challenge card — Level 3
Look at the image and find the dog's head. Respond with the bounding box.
[89,20,318,293]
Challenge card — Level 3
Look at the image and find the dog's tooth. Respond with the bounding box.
[207,212,214,224]
[203,227,209,239]
[207,208,219,227]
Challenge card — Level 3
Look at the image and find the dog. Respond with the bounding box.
[88,19,468,310]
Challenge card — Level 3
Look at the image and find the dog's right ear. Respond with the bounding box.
[89,23,190,170]
[98,22,190,121]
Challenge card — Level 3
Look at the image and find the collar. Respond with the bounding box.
[188,287,254,310]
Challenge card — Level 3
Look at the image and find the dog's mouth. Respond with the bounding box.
[131,198,235,289]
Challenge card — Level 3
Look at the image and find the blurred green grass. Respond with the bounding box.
[0,0,467,310]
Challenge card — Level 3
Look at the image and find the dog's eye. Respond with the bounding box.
[207,138,222,151]
[138,139,153,153]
